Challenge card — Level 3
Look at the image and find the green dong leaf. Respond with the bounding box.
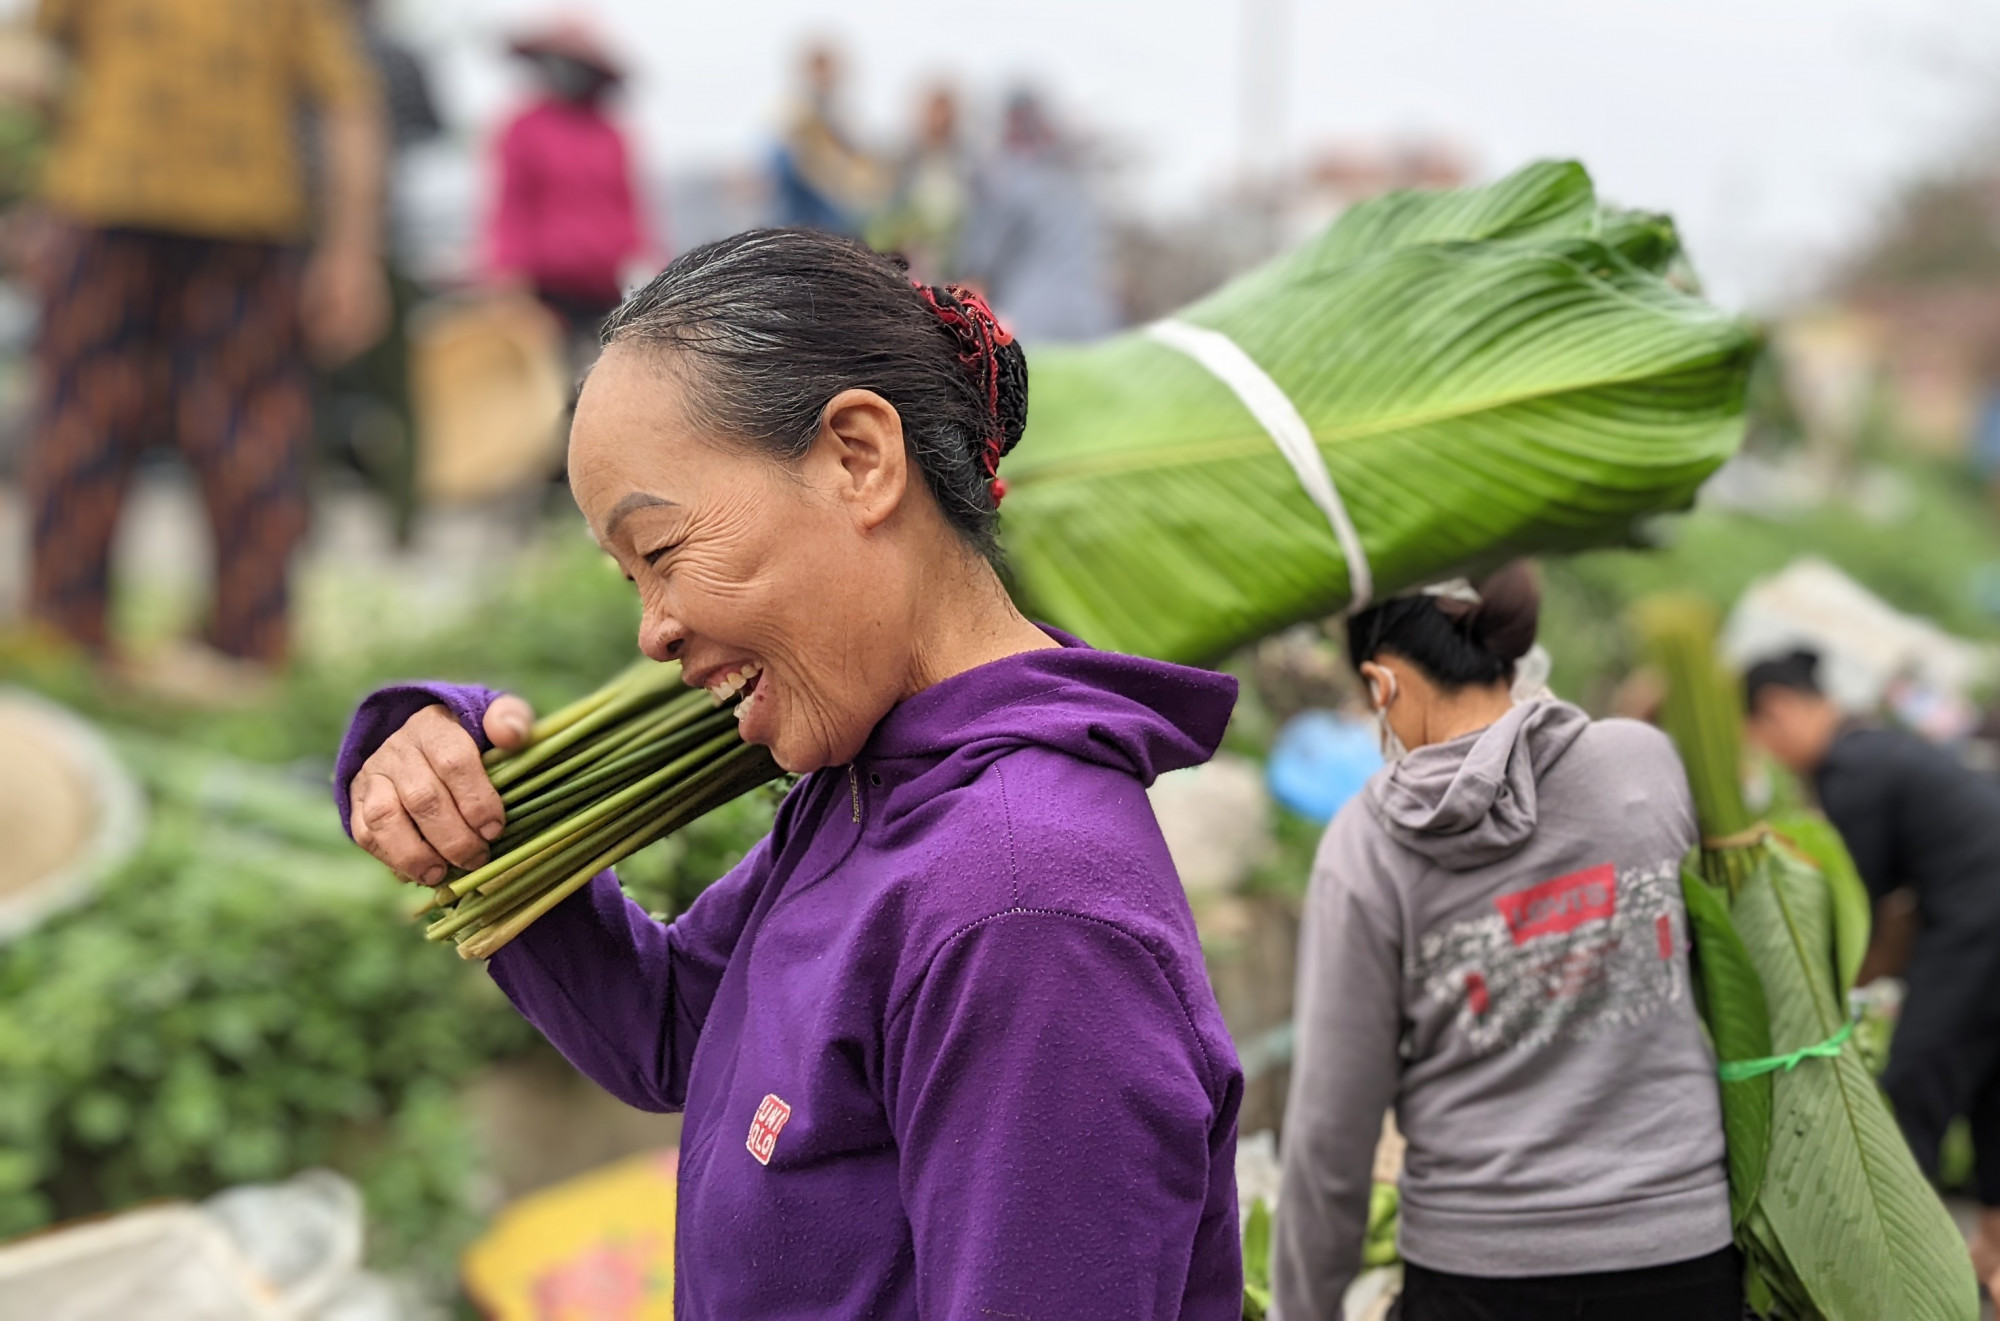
[1768,811,1872,1001]
[1730,842,1976,1320]
[1001,162,1753,663]
[1680,863,1772,1229]
[1241,1196,1273,1291]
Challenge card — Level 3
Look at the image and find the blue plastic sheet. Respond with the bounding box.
[1265,709,1382,825]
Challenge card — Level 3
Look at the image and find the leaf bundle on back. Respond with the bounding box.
[1639,596,1976,1320]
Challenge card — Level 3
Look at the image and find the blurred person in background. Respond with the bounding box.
[487,17,652,352]
[24,0,387,682]
[1745,649,2000,1288]
[771,42,884,236]
[867,84,971,284]
[1276,566,1739,1320]
[955,89,1116,344]
[315,0,443,546]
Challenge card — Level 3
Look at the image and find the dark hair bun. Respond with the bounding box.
[916,283,1029,473]
[994,338,1029,459]
[1467,561,1540,663]
[1345,559,1541,690]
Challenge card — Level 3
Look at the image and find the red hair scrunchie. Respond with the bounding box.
[915,281,1014,506]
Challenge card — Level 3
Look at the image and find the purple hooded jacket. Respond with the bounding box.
[335,634,1245,1318]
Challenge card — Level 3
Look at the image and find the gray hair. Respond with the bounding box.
[603,228,1028,560]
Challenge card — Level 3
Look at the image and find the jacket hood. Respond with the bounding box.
[1367,698,1591,870]
[861,628,1237,794]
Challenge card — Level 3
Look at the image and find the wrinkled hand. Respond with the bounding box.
[350,696,535,885]
[301,241,390,367]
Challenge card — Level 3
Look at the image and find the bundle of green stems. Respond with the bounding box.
[417,660,779,960]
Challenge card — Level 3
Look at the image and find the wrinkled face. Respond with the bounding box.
[568,344,921,773]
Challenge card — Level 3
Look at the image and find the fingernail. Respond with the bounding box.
[502,714,529,740]
[479,820,503,841]
[422,866,445,885]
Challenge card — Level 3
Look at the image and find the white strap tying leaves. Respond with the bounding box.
[1144,319,1374,610]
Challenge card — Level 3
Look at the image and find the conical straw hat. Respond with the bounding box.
[411,290,571,506]
[0,691,144,942]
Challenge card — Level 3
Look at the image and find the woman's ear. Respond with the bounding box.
[1358,660,1394,711]
[814,388,909,530]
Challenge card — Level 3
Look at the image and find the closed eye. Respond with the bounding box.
[643,543,678,568]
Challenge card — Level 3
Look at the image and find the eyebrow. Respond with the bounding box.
[603,492,676,538]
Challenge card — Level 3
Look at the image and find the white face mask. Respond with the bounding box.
[1370,671,1409,765]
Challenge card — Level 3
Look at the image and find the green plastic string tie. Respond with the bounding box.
[1717,1019,1856,1083]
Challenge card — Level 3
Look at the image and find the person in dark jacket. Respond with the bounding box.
[1745,648,2000,1286]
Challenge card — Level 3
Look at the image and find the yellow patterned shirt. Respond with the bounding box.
[35,0,377,241]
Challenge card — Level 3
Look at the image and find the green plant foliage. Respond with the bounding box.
[1679,867,1773,1229]
[616,782,787,920]
[1361,1182,1400,1269]
[421,664,779,958]
[0,524,779,1286]
[1768,812,1873,1001]
[1002,160,1755,663]
[1737,841,1974,1319]
[1633,596,1752,839]
[0,740,536,1279]
[1241,1196,1273,1320]
[1641,598,1978,1319]
[1538,457,2000,706]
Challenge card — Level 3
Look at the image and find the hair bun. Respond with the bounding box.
[1467,561,1540,663]
[914,282,1028,477]
[993,338,1029,458]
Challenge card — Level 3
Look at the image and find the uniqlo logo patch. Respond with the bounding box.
[747,1094,792,1166]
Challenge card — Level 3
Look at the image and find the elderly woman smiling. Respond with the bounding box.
[333,231,1245,1318]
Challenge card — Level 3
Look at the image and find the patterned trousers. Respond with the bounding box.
[26,223,311,663]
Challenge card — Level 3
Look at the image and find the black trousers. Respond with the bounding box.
[1398,1246,1742,1321]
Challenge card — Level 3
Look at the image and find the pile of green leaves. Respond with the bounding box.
[0,736,533,1279]
[1004,159,1756,664]
[1640,596,1977,1319]
[1240,1186,1397,1318]
[0,522,787,1290]
[0,722,778,1280]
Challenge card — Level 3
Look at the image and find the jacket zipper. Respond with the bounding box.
[848,764,862,823]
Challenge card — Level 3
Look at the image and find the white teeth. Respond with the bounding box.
[707,662,763,704]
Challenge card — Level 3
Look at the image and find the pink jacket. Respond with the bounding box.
[487,98,651,303]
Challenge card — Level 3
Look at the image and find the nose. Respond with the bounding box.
[638,608,687,663]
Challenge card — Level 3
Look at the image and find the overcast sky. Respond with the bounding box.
[392,0,2000,311]
[28,0,2000,312]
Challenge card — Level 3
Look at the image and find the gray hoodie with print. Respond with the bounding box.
[1271,699,1731,1319]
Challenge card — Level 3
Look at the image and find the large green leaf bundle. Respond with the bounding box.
[1001,161,1756,663]
[1640,597,1977,1319]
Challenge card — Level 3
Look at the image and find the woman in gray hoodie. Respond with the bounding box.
[1272,564,1736,1320]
